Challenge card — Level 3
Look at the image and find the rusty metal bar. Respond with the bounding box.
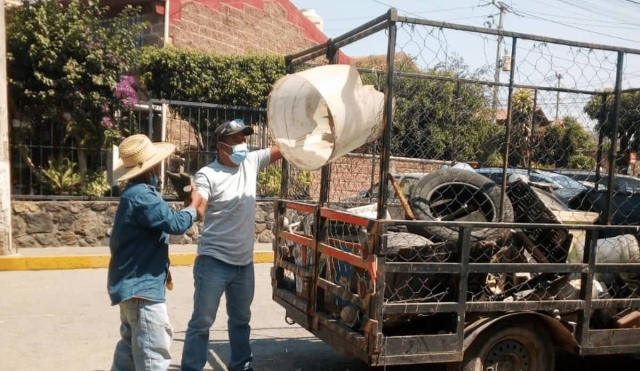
[397,15,640,55]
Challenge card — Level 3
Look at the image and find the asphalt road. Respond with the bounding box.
[0,264,638,371]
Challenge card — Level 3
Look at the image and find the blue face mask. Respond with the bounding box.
[223,142,248,165]
[149,170,160,191]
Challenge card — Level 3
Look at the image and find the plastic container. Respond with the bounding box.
[267,64,385,171]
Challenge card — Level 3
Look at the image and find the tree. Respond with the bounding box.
[356,54,503,164]
[584,90,640,153]
[531,116,596,168]
[508,89,535,167]
[6,0,147,193]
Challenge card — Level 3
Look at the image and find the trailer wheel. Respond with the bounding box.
[458,321,555,371]
[409,169,514,243]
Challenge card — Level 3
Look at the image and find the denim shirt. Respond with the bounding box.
[108,181,196,305]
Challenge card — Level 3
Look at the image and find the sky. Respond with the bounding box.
[290,0,640,130]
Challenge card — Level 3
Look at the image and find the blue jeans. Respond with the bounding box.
[181,255,255,371]
[111,299,173,371]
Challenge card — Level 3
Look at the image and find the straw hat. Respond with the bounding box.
[114,134,175,182]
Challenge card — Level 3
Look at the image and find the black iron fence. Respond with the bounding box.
[9,100,273,200]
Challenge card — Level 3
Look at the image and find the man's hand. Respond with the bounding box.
[186,189,206,221]
[167,171,194,202]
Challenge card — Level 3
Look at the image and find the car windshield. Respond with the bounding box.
[546,173,587,190]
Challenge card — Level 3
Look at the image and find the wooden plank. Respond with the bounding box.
[383,334,460,356]
[275,259,313,278]
[587,329,640,347]
[383,302,460,314]
[383,300,586,314]
[283,201,315,213]
[317,243,369,270]
[384,262,461,274]
[279,231,315,248]
[581,344,640,356]
[594,263,640,273]
[316,277,366,310]
[466,300,585,312]
[376,352,462,365]
[321,207,371,227]
[467,263,584,274]
[315,313,370,358]
[327,237,364,255]
[590,298,640,309]
[272,295,310,329]
[273,288,310,313]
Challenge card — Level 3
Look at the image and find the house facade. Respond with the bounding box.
[103,0,349,62]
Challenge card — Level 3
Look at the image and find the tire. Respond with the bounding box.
[409,169,514,243]
[459,320,555,371]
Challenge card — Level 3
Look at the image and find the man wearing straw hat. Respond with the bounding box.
[181,119,282,371]
[108,134,204,371]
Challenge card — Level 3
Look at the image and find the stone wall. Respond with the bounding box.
[11,200,276,248]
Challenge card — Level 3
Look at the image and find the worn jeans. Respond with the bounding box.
[181,255,255,371]
[111,299,173,371]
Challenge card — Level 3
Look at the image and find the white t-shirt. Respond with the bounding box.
[194,149,271,265]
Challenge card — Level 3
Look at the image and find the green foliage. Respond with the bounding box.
[83,171,112,197]
[357,55,502,163]
[41,157,82,195]
[568,154,597,169]
[532,116,597,167]
[258,166,313,198]
[6,0,147,145]
[139,47,286,107]
[584,90,640,152]
[484,152,505,167]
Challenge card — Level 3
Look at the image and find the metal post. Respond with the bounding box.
[376,8,398,221]
[160,102,167,192]
[491,2,508,116]
[527,89,538,172]
[594,94,608,192]
[499,37,517,221]
[0,0,13,255]
[604,52,625,225]
[555,72,562,122]
[452,79,462,163]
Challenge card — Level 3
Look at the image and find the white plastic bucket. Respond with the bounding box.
[267,64,385,171]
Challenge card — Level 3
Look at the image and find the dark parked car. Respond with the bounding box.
[474,167,587,205]
[345,172,428,205]
[552,169,640,193]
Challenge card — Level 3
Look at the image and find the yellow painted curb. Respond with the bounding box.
[0,252,274,271]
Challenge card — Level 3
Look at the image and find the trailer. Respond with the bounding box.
[270,8,640,370]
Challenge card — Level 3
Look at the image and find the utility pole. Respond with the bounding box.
[0,0,13,255]
[555,72,563,122]
[490,1,509,117]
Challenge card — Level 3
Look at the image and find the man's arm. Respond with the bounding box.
[134,190,195,235]
[269,145,283,165]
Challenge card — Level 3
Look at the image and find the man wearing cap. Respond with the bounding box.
[109,134,204,371]
[181,119,282,371]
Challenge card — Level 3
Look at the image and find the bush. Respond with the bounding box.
[258,165,313,199]
[139,47,286,107]
[568,154,597,169]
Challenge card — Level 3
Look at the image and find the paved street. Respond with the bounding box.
[1,264,639,371]
[0,264,376,371]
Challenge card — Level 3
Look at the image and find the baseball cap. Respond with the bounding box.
[214,119,254,139]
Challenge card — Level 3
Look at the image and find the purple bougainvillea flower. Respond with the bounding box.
[101,116,114,128]
[114,75,139,109]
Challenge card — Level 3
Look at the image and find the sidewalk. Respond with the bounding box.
[0,243,274,271]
